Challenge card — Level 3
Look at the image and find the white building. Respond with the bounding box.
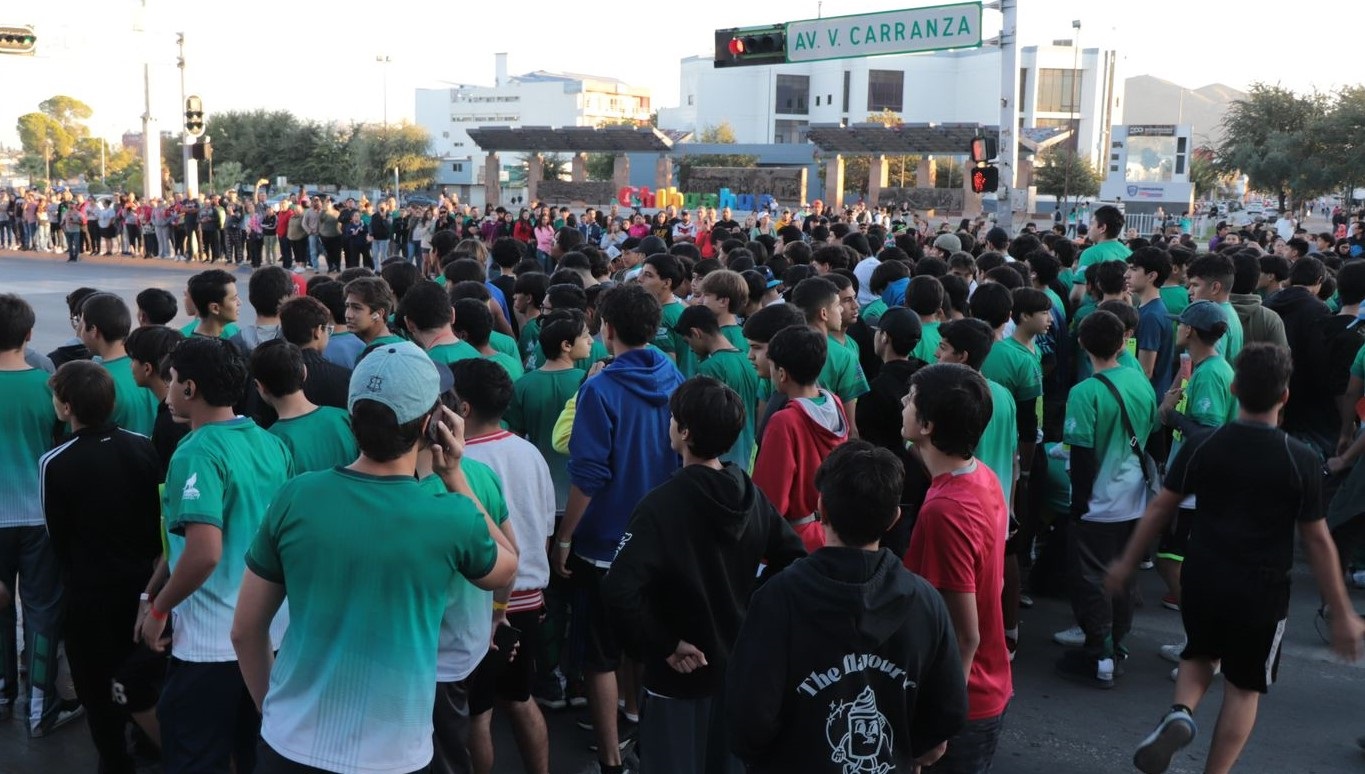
[415,53,652,165]
[657,42,1121,168]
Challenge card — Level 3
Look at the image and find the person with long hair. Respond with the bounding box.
[533,211,556,266]
[627,212,650,239]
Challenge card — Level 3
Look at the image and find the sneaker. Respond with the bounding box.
[1018,594,1034,609]
[1159,642,1186,664]
[567,678,588,709]
[29,700,84,738]
[1055,649,1114,689]
[1133,707,1197,774]
[532,673,567,711]
[1161,593,1180,612]
[586,713,638,752]
[1052,625,1085,647]
[1005,633,1018,662]
[1139,558,1155,571]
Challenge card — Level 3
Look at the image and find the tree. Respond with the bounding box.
[1215,84,1329,212]
[14,95,95,184]
[1189,154,1221,201]
[350,123,438,191]
[213,161,245,192]
[1312,85,1365,205]
[935,159,966,190]
[584,153,616,181]
[676,121,757,185]
[1034,148,1101,206]
[841,111,921,196]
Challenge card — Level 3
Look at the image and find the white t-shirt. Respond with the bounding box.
[463,431,555,596]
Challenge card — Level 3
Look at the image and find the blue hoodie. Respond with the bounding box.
[567,346,685,564]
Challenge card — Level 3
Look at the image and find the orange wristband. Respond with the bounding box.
[149,604,168,621]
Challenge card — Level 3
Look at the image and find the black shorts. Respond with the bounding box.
[1157,507,1196,562]
[468,607,542,715]
[113,641,169,713]
[568,553,620,674]
[1180,591,1287,693]
[158,658,260,773]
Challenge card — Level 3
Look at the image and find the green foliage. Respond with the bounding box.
[585,153,616,181]
[677,121,756,185]
[350,124,438,190]
[935,158,966,190]
[1034,148,1101,204]
[1189,154,1221,200]
[1214,84,1331,211]
[14,95,96,184]
[212,160,245,191]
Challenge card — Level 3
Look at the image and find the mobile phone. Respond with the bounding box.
[492,623,521,662]
[425,410,447,446]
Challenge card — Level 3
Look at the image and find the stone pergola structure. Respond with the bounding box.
[465,125,674,205]
[807,122,1000,214]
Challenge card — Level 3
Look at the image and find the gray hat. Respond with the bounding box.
[1170,300,1228,332]
[349,341,441,424]
[933,233,962,253]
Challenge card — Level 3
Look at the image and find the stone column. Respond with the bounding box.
[571,152,588,183]
[526,153,543,205]
[823,154,844,208]
[654,154,673,192]
[916,156,937,188]
[484,152,501,208]
[867,154,889,208]
[612,154,631,194]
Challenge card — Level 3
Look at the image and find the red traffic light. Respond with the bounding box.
[728,38,745,55]
[970,165,999,194]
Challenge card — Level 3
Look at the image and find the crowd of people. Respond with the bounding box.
[3,194,1365,774]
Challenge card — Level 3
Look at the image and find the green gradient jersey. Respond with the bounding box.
[267,407,358,474]
[1063,366,1159,523]
[180,320,241,339]
[486,351,525,381]
[981,336,1042,404]
[1073,240,1132,283]
[659,299,696,377]
[911,321,941,364]
[977,379,1019,508]
[819,334,870,403]
[0,369,56,528]
[490,331,519,364]
[1170,355,1236,459]
[163,416,294,661]
[1217,301,1244,363]
[428,340,481,367]
[834,334,860,362]
[246,467,495,774]
[1076,342,1147,381]
[100,355,160,437]
[698,349,760,471]
[507,368,585,511]
[518,317,542,371]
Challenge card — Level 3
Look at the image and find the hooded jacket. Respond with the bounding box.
[601,463,806,699]
[1265,286,1333,447]
[567,346,685,564]
[1228,293,1289,349]
[725,547,968,774]
[751,390,849,552]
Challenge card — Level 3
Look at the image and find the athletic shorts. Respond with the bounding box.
[1157,507,1196,562]
[568,553,620,674]
[1181,591,1286,693]
[468,607,542,715]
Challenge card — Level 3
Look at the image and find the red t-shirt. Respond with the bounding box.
[903,460,1012,720]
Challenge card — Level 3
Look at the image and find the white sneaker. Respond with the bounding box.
[1159,642,1186,664]
[1053,625,1085,647]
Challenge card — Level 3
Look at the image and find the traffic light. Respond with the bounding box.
[714,24,787,68]
[970,165,999,194]
[969,137,998,163]
[184,95,205,137]
[191,138,212,161]
[0,25,36,56]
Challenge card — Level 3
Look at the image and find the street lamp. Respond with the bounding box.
[1061,19,1082,219]
[43,138,52,187]
[376,55,392,129]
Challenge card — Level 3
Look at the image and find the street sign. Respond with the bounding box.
[0,24,36,56]
[786,3,983,64]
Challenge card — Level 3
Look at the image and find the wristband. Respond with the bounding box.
[139,592,150,602]
[492,601,508,612]
[149,604,168,621]
[556,540,572,550]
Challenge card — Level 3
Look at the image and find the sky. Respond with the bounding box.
[1,0,1358,151]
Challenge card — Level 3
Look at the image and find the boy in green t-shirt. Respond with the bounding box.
[790,276,869,437]
[400,280,481,367]
[78,292,161,437]
[0,293,70,735]
[454,298,524,381]
[183,269,243,341]
[696,269,751,354]
[513,272,549,371]
[345,276,404,360]
[639,253,694,377]
[678,304,760,471]
[448,280,521,365]
[507,310,591,511]
[251,340,358,474]
[1154,301,1235,624]
[1056,310,1159,689]
[906,275,946,365]
[233,341,518,774]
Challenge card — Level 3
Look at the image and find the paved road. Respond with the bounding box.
[2,249,1364,773]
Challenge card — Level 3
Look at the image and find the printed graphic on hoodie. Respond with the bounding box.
[826,686,894,774]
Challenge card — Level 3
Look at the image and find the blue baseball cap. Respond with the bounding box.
[349,341,441,423]
[1170,300,1227,332]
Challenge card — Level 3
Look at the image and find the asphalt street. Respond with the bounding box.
[1,248,1363,774]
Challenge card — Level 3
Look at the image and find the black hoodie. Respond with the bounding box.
[725,547,967,774]
[1264,286,1333,448]
[602,463,806,700]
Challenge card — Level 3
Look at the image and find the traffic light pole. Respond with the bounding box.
[995,0,1020,233]
[178,33,199,199]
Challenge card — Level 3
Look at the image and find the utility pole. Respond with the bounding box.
[376,55,392,129]
[1061,20,1081,217]
[43,138,51,187]
[135,0,161,201]
[995,0,1020,233]
[178,32,199,199]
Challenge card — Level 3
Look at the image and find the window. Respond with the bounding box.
[775,74,810,115]
[866,70,904,112]
[452,163,464,172]
[842,71,851,112]
[1037,68,1081,113]
[775,119,808,144]
[687,94,694,106]
[815,96,821,106]
[1019,67,1028,107]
